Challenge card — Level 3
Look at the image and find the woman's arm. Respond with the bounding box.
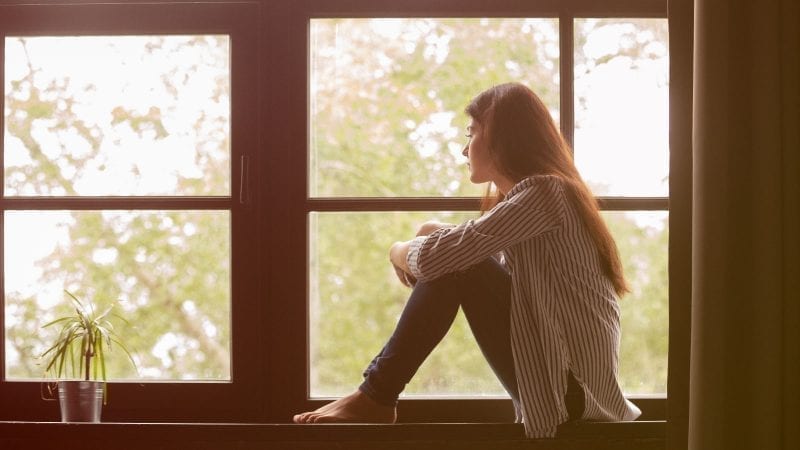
[407,178,565,281]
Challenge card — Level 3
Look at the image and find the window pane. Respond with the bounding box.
[4,210,231,381]
[3,35,230,196]
[309,18,559,198]
[309,211,505,397]
[310,210,668,397]
[605,211,668,395]
[574,19,668,197]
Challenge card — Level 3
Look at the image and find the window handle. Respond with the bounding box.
[239,154,250,205]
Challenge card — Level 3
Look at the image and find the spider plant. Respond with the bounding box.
[41,290,136,401]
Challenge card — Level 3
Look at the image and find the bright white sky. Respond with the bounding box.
[574,20,669,198]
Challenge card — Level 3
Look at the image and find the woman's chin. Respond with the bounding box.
[469,174,487,184]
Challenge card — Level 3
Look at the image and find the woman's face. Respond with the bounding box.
[462,120,498,185]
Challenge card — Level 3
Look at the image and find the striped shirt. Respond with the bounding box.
[406,175,641,438]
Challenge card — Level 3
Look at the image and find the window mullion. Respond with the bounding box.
[0,197,233,211]
[306,197,482,212]
[597,197,669,211]
[306,197,669,213]
[0,1,261,422]
[559,13,575,152]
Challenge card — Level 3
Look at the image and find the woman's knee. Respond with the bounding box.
[413,259,509,306]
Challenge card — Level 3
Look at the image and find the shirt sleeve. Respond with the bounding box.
[407,177,566,281]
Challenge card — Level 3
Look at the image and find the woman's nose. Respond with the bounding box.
[461,145,468,157]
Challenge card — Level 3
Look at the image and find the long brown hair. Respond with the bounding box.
[466,82,630,296]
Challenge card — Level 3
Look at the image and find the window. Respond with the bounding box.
[1,0,683,425]
[308,17,561,399]
[5,34,233,381]
[573,18,670,397]
[0,2,261,420]
[303,5,669,421]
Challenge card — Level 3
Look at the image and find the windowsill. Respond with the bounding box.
[0,420,666,448]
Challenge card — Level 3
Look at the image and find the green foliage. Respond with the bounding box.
[310,212,503,396]
[309,18,669,397]
[310,18,559,198]
[5,19,670,399]
[606,213,669,394]
[4,36,231,381]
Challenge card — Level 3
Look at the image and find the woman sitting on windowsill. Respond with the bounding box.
[293,82,641,438]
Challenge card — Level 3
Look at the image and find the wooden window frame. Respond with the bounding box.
[0,1,263,421]
[0,0,692,429]
[277,0,676,424]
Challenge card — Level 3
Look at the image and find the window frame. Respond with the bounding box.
[289,0,674,423]
[0,1,264,421]
[0,0,692,427]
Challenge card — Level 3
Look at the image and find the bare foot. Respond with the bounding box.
[293,390,397,424]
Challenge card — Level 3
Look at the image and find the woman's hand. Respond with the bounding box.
[392,263,417,287]
[389,241,416,287]
[389,222,453,287]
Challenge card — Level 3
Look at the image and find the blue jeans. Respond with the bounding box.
[358,258,584,420]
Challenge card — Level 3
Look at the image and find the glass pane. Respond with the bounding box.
[309,210,668,397]
[574,19,669,197]
[4,210,231,381]
[3,35,230,196]
[309,18,560,198]
[309,211,506,397]
[605,211,668,395]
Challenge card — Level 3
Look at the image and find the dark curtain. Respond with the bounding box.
[689,0,799,449]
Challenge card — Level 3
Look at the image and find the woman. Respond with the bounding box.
[293,82,641,437]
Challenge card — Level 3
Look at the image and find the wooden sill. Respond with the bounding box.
[0,421,665,450]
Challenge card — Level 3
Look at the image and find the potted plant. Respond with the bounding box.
[40,290,136,422]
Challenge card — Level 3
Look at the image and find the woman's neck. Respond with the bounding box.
[494,176,515,196]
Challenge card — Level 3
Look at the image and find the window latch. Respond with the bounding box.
[239,154,250,205]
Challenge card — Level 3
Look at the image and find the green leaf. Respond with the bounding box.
[41,316,74,329]
[64,290,84,309]
[94,305,114,323]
